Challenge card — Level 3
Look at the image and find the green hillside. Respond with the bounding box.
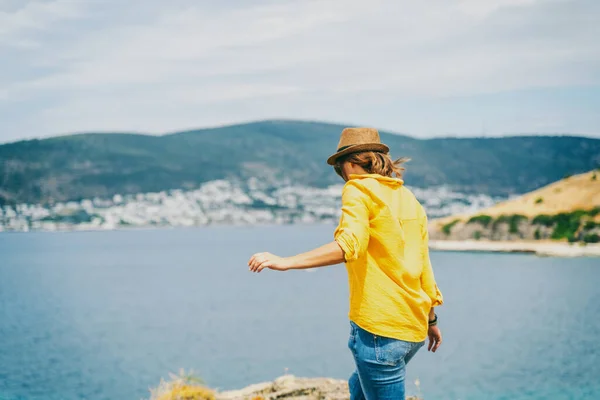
[1,120,599,205]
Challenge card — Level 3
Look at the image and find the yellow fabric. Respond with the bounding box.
[334,174,443,342]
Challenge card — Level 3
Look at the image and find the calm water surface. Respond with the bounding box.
[0,226,599,400]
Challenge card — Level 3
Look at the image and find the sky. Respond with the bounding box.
[1,0,599,143]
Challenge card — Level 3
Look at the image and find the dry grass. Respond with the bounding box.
[149,369,215,400]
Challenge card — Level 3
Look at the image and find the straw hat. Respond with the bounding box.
[327,127,389,165]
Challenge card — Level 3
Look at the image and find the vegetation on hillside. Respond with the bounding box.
[459,207,600,243]
[467,215,493,227]
[533,207,600,242]
[493,214,527,234]
[1,120,599,205]
[442,219,461,235]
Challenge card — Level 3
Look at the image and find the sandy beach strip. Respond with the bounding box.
[429,240,600,257]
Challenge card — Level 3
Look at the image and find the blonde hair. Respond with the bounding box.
[337,151,409,178]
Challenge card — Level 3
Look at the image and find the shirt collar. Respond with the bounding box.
[348,173,404,186]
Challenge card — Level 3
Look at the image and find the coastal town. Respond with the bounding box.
[0,177,499,232]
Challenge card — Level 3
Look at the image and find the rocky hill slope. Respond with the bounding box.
[429,170,600,244]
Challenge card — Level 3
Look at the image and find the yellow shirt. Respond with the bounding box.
[334,174,443,342]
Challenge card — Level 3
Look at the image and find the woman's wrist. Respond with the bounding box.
[283,256,298,270]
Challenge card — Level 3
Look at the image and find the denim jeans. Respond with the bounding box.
[348,321,425,400]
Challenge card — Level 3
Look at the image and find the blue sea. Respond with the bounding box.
[1,225,599,400]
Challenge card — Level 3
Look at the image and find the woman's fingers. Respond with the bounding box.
[427,335,442,353]
[427,326,442,352]
[253,259,266,272]
[248,254,256,269]
[428,333,442,352]
[248,252,274,272]
[249,252,288,273]
[249,252,265,271]
[255,258,267,272]
[433,337,442,352]
[256,260,271,273]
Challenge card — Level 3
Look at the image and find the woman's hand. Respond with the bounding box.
[248,252,293,273]
[427,325,442,352]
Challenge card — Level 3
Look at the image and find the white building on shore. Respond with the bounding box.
[0,179,500,233]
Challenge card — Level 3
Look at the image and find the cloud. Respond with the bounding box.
[457,0,539,17]
[0,0,88,48]
[0,0,599,141]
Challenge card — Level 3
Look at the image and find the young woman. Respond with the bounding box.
[248,127,443,400]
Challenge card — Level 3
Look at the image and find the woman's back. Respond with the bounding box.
[334,173,443,342]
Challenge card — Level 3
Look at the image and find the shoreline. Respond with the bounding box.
[429,240,600,257]
[0,221,338,235]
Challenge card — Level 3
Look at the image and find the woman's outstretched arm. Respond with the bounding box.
[248,241,345,273]
[249,181,369,273]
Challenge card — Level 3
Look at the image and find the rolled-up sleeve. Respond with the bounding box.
[334,182,370,262]
[420,212,444,307]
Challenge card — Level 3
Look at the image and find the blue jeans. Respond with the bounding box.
[348,321,425,400]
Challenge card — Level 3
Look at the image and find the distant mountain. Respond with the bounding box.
[1,120,599,205]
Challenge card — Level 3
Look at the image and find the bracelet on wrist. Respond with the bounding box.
[428,314,438,326]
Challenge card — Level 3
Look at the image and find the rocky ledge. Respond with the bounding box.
[217,375,419,400]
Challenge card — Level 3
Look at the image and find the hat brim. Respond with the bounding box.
[327,143,390,165]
